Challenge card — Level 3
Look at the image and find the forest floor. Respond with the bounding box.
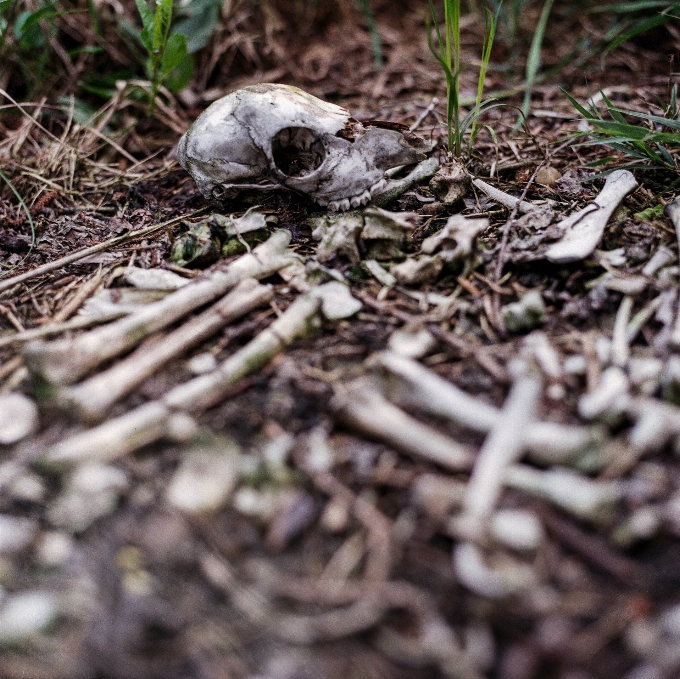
[1,4,680,679]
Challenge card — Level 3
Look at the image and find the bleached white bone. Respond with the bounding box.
[544,170,638,263]
[177,83,433,211]
[23,230,296,385]
[39,293,322,468]
[58,278,274,422]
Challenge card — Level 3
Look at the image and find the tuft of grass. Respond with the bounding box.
[564,86,680,172]
[427,0,501,157]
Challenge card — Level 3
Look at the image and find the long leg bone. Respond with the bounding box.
[544,170,638,263]
[370,351,604,466]
[58,278,274,422]
[331,380,474,471]
[460,360,543,537]
[39,293,322,469]
[23,230,297,385]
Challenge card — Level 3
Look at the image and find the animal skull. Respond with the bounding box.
[177,83,433,211]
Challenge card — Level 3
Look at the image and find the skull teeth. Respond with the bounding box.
[327,180,386,212]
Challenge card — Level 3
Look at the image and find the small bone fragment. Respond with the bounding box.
[0,591,60,645]
[0,515,38,555]
[505,464,622,523]
[371,351,602,464]
[59,278,274,422]
[23,230,296,385]
[166,438,242,513]
[361,207,419,260]
[40,293,322,468]
[578,366,630,420]
[411,473,467,517]
[472,178,536,213]
[310,213,363,263]
[453,541,536,598]
[123,266,190,290]
[47,462,129,531]
[421,214,488,264]
[312,281,362,320]
[361,206,419,240]
[501,291,546,334]
[642,246,675,277]
[362,259,397,287]
[489,509,544,551]
[371,156,440,207]
[610,295,633,367]
[461,361,543,534]
[391,255,443,285]
[429,160,469,206]
[626,397,680,454]
[544,170,638,263]
[388,325,436,359]
[332,380,474,471]
[0,393,39,444]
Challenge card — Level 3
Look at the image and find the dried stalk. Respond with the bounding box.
[0,208,209,295]
[23,230,297,385]
[59,278,274,422]
[40,293,322,468]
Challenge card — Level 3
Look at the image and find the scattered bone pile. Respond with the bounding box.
[1,168,680,679]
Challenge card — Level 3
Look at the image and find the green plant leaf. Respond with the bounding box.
[134,0,154,32]
[153,0,173,52]
[161,32,187,77]
[164,52,194,92]
[172,0,222,53]
[634,203,665,221]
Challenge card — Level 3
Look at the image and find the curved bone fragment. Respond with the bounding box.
[23,230,296,385]
[177,83,432,210]
[544,170,638,263]
[472,178,536,214]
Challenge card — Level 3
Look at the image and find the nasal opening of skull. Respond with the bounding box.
[271,127,325,177]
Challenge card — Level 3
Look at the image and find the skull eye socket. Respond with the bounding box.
[272,127,325,178]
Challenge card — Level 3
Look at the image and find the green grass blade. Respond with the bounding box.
[356,0,383,69]
[515,0,555,131]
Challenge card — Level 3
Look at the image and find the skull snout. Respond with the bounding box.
[271,127,326,178]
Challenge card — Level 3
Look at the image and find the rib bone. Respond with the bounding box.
[23,230,297,385]
[331,380,474,472]
[40,293,322,468]
[370,351,604,465]
[59,278,274,422]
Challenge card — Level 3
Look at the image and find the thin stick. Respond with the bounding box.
[0,207,209,294]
